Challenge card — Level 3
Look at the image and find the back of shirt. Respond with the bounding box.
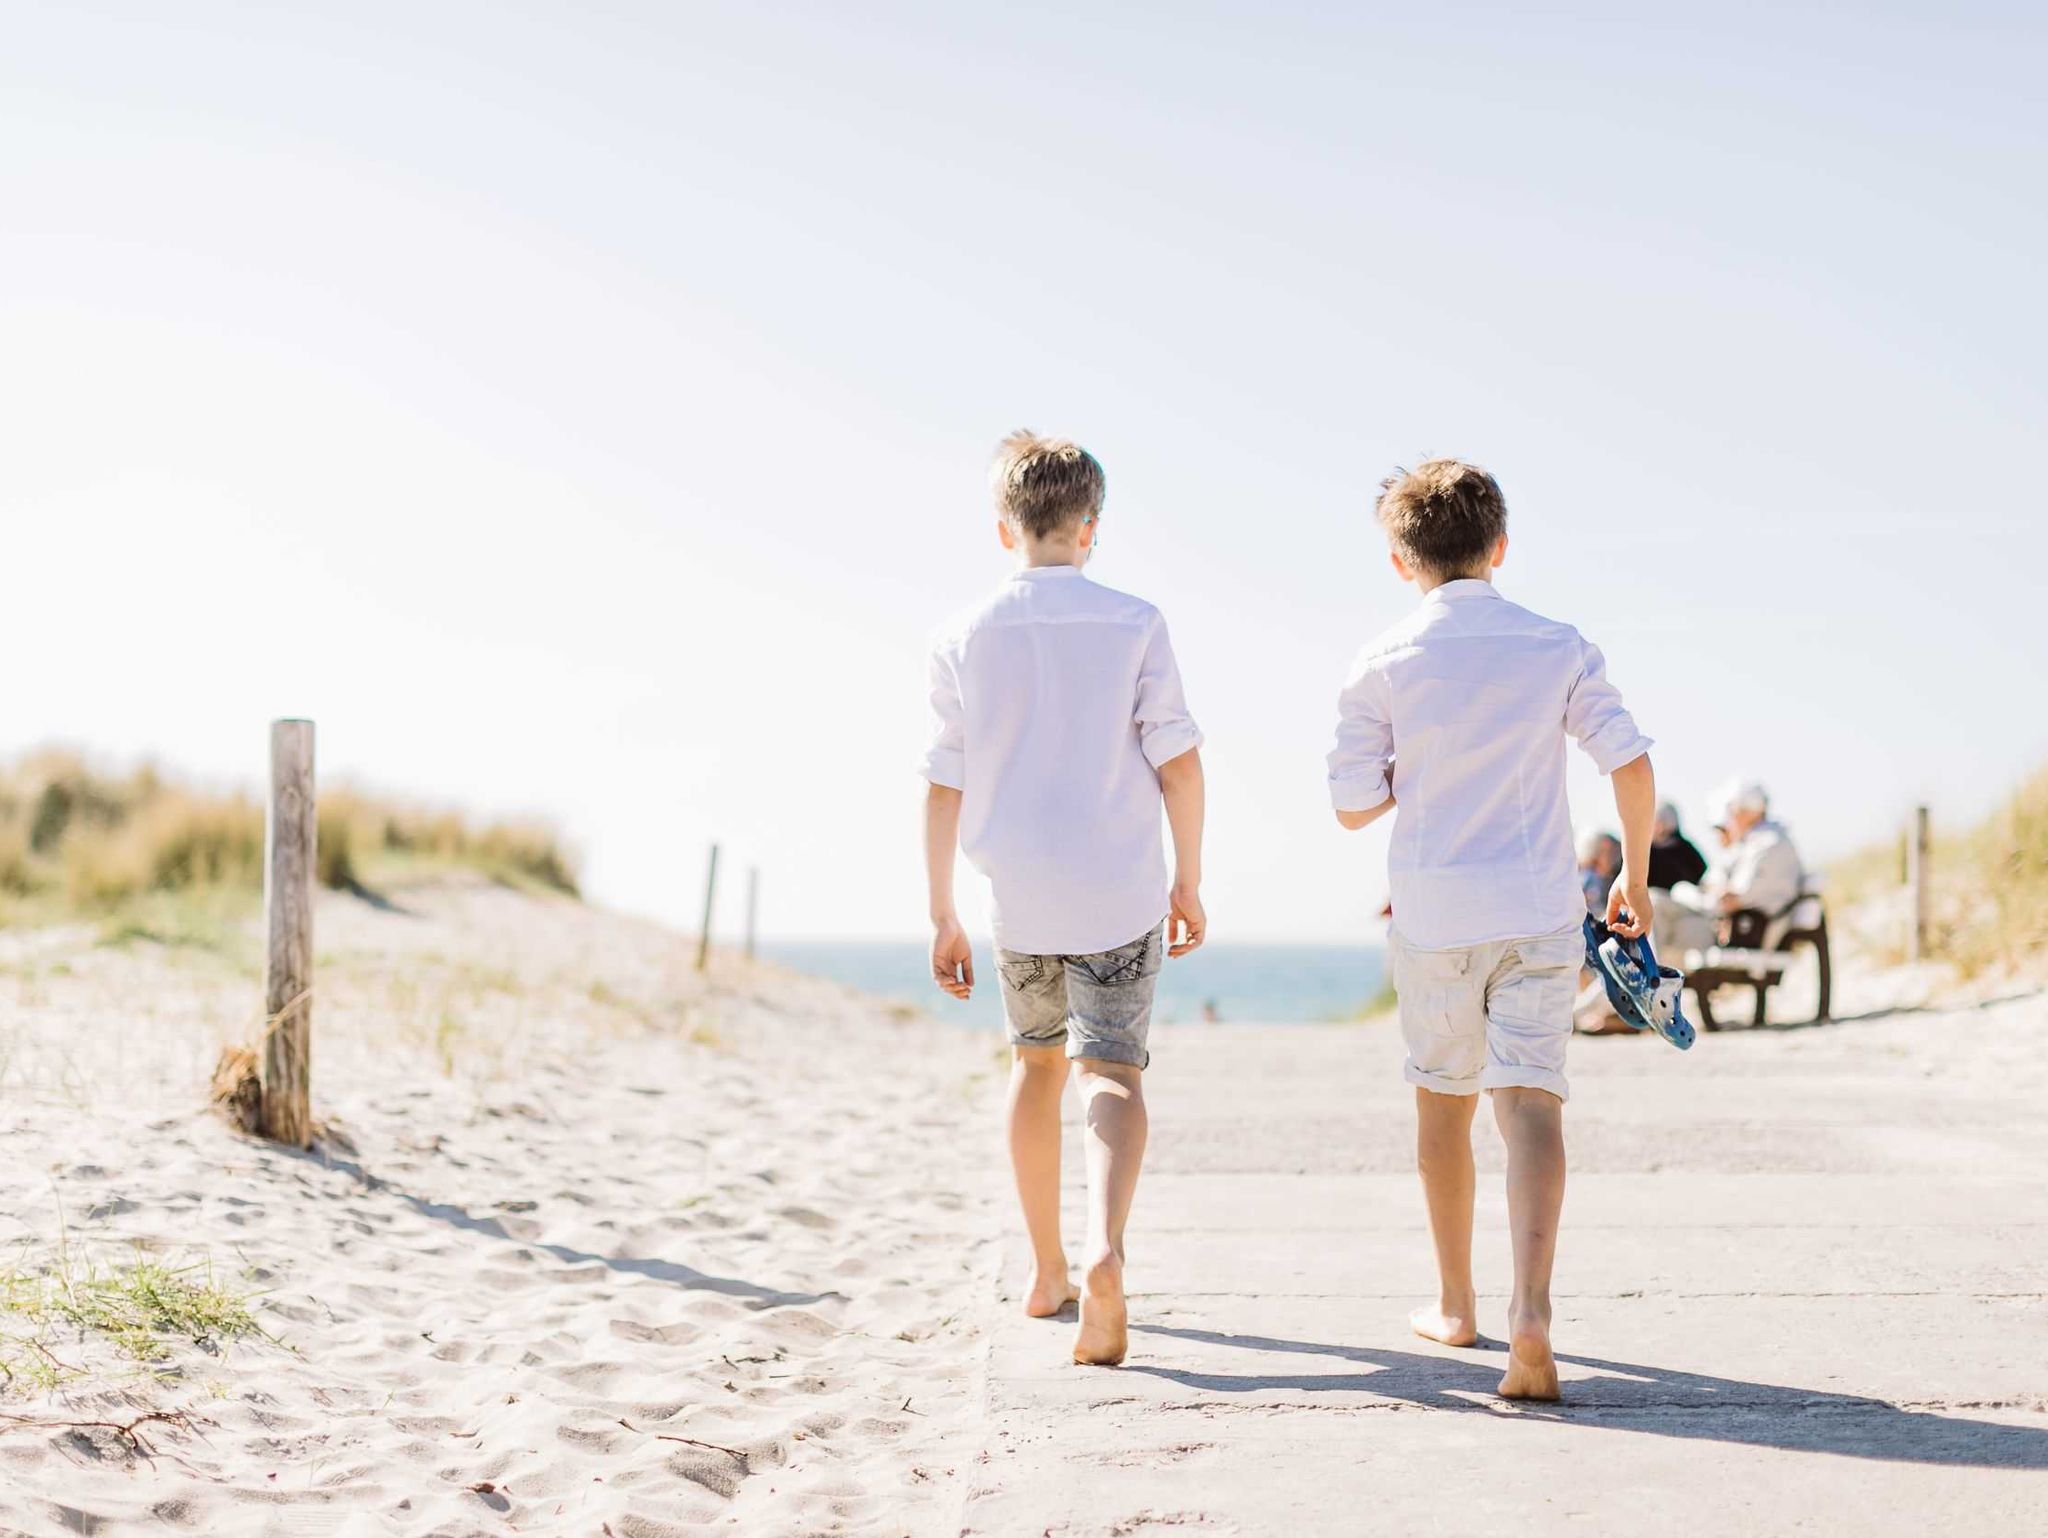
[1327,579,1651,950]
[923,565,1202,956]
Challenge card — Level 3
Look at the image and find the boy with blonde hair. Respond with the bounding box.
[1328,459,1656,1400]
[923,430,1207,1366]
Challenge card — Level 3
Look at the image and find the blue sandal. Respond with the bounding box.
[1582,915,1695,1051]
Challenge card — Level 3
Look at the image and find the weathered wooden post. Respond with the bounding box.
[696,842,720,972]
[744,865,759,961]
[1906,804,1930,963]
[261,719,315,1146]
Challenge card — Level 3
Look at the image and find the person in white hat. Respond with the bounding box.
[1654,778,1804,959]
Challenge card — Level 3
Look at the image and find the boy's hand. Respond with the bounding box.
[1605,870,1654,940]
[1167,882,1206,958]
[930,917,975,999]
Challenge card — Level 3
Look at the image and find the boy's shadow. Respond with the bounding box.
[1129,1325,2048,1470]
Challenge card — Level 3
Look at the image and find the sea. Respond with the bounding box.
[763,939,1386,1029]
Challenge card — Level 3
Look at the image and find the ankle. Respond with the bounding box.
[1438,1285,1476,1316]
[1030,1253,1069,1281]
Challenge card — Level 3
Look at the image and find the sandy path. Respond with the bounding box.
[964,973,2048,1535]
[0,881,1001,1537]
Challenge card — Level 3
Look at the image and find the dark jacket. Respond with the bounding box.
[1648,834,1708,891]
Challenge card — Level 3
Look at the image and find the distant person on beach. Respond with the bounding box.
[922,430,1206,1368]
[1654,779,1803,959]
[1573,832,1633,1035]
[1577,831,1622,915]
[1326,458,1655,1401]
[1648,802,1709,892]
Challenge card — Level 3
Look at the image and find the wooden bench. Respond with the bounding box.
[1679,881,1832,1030]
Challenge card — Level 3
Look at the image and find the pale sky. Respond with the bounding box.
[4,2,2043,942]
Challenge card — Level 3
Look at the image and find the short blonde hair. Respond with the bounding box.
[1375,458,1507,578]
[989,430,1105,540]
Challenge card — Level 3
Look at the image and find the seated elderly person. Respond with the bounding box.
[1577,830,1622,915]
[1655,779,1803,960]
[1648,802,1708,891]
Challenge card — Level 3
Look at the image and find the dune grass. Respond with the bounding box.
[1831,765,2048,977]
[0,751,578,932]
[0,1242,261,1390]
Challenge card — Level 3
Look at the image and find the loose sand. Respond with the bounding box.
[0,879,998,1536]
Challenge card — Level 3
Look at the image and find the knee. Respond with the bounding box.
[1012,1044,1068,1079]
[1074,1058,1144,1104]
[1492,1086,1564,1128]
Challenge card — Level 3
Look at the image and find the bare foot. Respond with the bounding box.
[1023,1269,1078,1318]
[1498,1318,1561,1401]
[1072,1252,1128,1366]
[1408,1300,1478,1347]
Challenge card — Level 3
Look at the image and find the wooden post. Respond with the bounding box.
[696,842,720,972]
[260,719,315,1147]
[744,866,759,961]
[1906,804,1930,963]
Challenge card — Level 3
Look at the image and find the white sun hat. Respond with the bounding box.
[1713,778,1770,820]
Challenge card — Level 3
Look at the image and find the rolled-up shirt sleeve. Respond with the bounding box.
[920,645,967,789]
[1565,638,1654,775]
[1327,657,1394,812]
[1135,613,1203,769]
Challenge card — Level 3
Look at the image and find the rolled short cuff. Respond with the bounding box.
[921,749,966,790]
[1005,1019,1067,1050]
[1403,1061,1481,1096]
[1142,721,1204,770]
[1587,730,1654,777]
[1069,1035,1150,1070]
[1480,1064,1570,1102]
[1329,773,1392,813]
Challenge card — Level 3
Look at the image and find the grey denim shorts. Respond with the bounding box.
[995,924,1164,1069]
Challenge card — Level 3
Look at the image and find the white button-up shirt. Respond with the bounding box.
[923,565,1202,956]
[1328,579,1652,950]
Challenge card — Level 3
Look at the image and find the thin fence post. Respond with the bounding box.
[1906,804,1930,962]
[744,865,759,962]
[260,719,315,1147]
[696,842,720,972]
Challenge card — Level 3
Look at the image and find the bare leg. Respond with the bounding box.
[1493,1086,1566,1400]
[1008,1045,1075,1317]
[1072,1059,1146,1365]
[1409,1088,1480,1346]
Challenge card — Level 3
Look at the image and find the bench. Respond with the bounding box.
[1679,881,1832,1030]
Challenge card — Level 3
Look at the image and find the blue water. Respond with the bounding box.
[764,939,1385,1027]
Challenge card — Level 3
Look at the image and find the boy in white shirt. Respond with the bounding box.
[1327,459,1656,1400]
[923,431,1207,1367]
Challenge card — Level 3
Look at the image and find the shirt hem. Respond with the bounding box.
[992,909,1170,959]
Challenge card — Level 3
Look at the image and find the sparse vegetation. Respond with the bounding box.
[0,1243,261,1390]
[1831,765,2048,978]
[0,751,580,929]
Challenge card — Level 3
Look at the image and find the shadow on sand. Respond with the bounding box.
[289,1146,837,1311]
[1129,1325,2048,1470]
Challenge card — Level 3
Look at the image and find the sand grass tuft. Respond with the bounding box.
[1,1244,260,1389]
[209,1045,263,1134]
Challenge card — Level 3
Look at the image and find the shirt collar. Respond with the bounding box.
[1424,578,1499,604]
[1009,564,1086,582]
